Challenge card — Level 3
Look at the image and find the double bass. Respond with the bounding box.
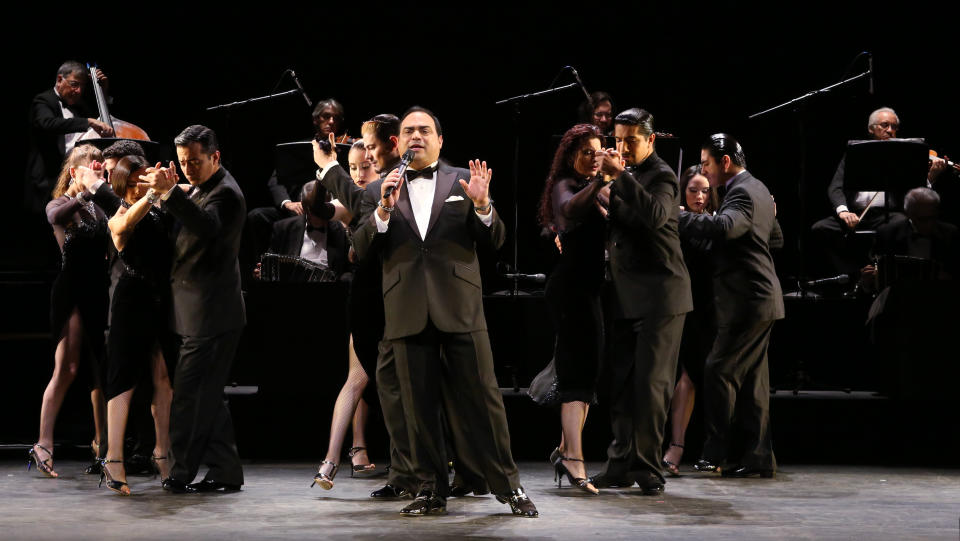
[80,63,150,142]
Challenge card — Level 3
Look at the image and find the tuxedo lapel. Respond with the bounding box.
[394,180,420,239]
[425,166,457,239]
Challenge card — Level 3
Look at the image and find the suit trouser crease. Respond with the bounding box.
[701,320,776,470]
[169,329,244,485]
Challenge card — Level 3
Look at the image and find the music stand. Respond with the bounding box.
[275,141,352,193]
[843,138,929,205]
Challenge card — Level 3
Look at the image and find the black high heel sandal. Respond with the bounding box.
[549,446,562,466]
[555,456,599,495]
[85,439,104,475]
[347,447,376,477]
[27,444,58,478]
[99,459,130,495]
[311,460,339,489]
[151,455,170,480]
[662,443,683,477]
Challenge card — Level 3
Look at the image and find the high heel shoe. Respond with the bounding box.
[311,460,338,489]
[27,444,58,478]
[555,456,599,495]
[151,455,170,480]
[85,439,104,475]
[662,442,683,477]
[548,446,562,466]
[347,447,376,477]
[99,459,130,495]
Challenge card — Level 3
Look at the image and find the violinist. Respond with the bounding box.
[25,61,115,214]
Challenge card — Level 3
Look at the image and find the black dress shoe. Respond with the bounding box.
[371,484,411,499]
[587,473,633,488]
[721,466,775,478]
[635,472,665,496]
[400,491,446,516]
[693,459,721,473]
[161,478,196,494]
[189,479,242,492]
[495,488,538,517]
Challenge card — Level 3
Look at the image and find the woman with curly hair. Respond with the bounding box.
[537,123,607,494]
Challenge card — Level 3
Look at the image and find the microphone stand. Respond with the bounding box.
[493,82,578,297]
[749,68,872,286]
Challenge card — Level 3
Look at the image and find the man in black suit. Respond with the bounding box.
[25,61,114,213]
[351,107,536,517]
[588,108,692,495]
[681,134,784,478]
[142,125,247,493]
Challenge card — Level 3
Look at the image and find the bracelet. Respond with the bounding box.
[145,188,159,205]
[378,200,395,213]
[474,199,494,213]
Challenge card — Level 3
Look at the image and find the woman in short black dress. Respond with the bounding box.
[537,124,607,494]
[98,155,175,494]
[30,144,109,478]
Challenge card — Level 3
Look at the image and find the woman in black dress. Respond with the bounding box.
[98,155,175,494]
[31,144,109,478]
[662,166,719,475]
[537,124,607,494]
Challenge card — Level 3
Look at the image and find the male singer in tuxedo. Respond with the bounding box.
[141,125,247,493]
[26,61,114,213]
[588,108,692,495]
[681,134,784,478]
[352,107,537,517]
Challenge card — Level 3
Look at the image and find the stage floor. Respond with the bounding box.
[3,460,958,540]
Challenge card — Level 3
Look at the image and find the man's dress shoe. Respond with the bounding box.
[721,466,775,478]
[400,491,446,516]
[161,478,196,494]
[635,472,665,496]
[189,479,242,492]
[496,488,538,517]
[693,459,721,473]
[449,484,474,497]
[587,473,633,488]
[371,484,410,499]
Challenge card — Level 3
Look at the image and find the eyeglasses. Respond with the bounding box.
[873,121,899,131]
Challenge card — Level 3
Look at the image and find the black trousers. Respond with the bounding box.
[598,314,685,484]
[390,321,519,497]
[701,320,777,470]
[811,211,906,275]
[169,328,244,485]
[375,339,418,492]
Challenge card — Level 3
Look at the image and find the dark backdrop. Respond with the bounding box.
[8,5,959,281]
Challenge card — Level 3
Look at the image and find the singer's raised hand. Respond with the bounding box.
[377,168,403,221]
[458,159,492,210]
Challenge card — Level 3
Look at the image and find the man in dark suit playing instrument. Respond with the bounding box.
[141,125,247,493]
[25,61,114,213]
[681,133,784,478]
[588,108,692,495]
[351,107,537,517]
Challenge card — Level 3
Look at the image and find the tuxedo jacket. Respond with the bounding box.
[607,152,693,319]
[680,171,785,327]
[25,89,93,212]
[352,162,505,340]
[163,167,247,336]
[268,214,350,279]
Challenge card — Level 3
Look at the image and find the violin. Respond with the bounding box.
[929,149,960,172]
[80,63,150,142]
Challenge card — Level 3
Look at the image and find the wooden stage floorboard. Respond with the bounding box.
[3,460,957,540]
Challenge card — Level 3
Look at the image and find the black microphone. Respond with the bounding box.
[803,274,851,288]
[383,149,416,199]
[867,52,874,95]
[566,66,592,106]
[289,70,313,108]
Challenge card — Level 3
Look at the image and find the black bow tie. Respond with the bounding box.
[306,224,326,233]
[405,164,438,182]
